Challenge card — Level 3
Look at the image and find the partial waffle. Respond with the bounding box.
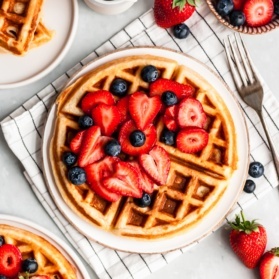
[31,21,53,49]
[0,224,77,279]
[0,0,44,55]
[49,54,238,239]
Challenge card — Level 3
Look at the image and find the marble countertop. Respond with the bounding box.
[1,1,279,278]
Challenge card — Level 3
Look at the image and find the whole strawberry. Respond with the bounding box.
[154,0,197,28]
[259,247,279,279]
[229,211,267,269]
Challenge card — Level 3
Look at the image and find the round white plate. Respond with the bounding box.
[0,0,78,89]
[0,214,90,279]
[42,47,249,254]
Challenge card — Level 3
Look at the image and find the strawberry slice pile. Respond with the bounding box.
[65,71,209,203]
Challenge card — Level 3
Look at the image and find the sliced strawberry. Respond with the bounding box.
[149,78,195,100]
[116,95,130,124]
[233,0,245,10]
[139,145,170,185]
[91,104,121,136]
[259,248,279,279]
[69,130,86,154]
[103,161,142,198]
[243,0,274,27]
[163,105,179,131]
[176,127,209,154]
[129,91,162,130]
[129,160,154,194]
[81,90,115,114]
[0,244,22,278]
[118,120,157,156]
[84,156,121,202]
[177,97,207,129]
[77,126,101,167]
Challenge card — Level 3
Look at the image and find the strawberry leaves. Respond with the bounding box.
[172,0,199,10]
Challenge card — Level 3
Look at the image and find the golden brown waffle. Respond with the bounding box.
[49,54,238,239]
[31,21,53,49]
[0,0,45,55]
[0,224,77,279]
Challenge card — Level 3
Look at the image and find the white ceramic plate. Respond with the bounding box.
[0,214,90,279]
[0,0,78,89]
[42,47,249,254]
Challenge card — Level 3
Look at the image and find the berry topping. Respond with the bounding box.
[163,105,179,132]
[249,161,264,178]
[160,129,176,146]
[141,65,159,83]
[0,275,7,279]
[161,91,178,106]
[62,151,77,167]
[0,244,22,278]
[275,0,279,15]
[129,91,161,130]
[134,192,152,208]
[116,95,130,124]
[233,0,245,10]
[69,130,85,154]
[259,247,279,279]
[243,179,256,193]
[68,166,86,185]
[230,10,246,26]
[216,0,234,16]
[22,258,38,273]
[110,78,128,97]
[129,130,146,147]
[0,236,4,247]
[173,23,190,39]
[78,115,94,129]
[104,139,121,157]
[176,127,209,154]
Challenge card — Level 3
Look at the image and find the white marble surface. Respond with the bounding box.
[1,1,279,278]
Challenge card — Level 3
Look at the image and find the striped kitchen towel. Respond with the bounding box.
[1,2,279,279]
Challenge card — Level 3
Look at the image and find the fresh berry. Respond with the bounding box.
[233,0,246,10]
[243,0,274,27]
[177,97,207,128]
[118,120,157,156]
[0,244,22,278]
[160,129,176,146]
[78,115,93,129]
[129,130,146,147]
[154,0,196,28]
[103,161,142,198]
[110,78,128,97]
[243,179,256,193]
[249,162,264,178]
[129,91,161,130]
[259,247,279,279]
[0,276,7,279]
[161,91,178,106]
[68,166,86,185]
[91,104,121,136]
[149,78,194,100]
[22,258,38,273]
[84,157,121,202]
[81,90,115,114]
[173,23,190,39]
[62,151,77,167]
[230,10,246,26]
[69,130,85,154]
[141,65,159,82]
[139,145,170,185]
[176,127,209,154]
[104,139,121,157]
[275,0,279,15]
[116,95,130,124]
[163,105,179,132]
[216,0,234,16]
[229,211,267,268]
[134,192,152,208]
[0,236,4,247]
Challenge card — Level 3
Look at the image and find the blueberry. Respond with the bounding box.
[216,0,234,16]
[62,152,77,167]
[68,166,86,185]
[0,275,7,279]
[173,23,190,39]
[249,162,264,178]
[110,78,128,97]
[104,139,121,157]
[78,115,93,129]
[141,65,159,82]
[161,91,178,106]
[129,130,146,147]
[230,10,246,26]
[275,0,279,15]
[0,236,4,247]
[244,179,256,193]
[160,129,176,146]
[22,258,38,273]
[134,193,152,207]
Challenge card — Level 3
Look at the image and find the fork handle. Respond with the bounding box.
[258,111,279,179]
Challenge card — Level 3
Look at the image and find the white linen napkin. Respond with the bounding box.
[1,2,279,279]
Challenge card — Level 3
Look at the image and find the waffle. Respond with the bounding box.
[31,21,53,49]
[49,54,238,239]
[0,224,77,279]
[0,0,45,55]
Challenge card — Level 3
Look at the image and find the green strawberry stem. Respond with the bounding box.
[271,247,279,256]
[172,0,200,10]
[229,211,260,234]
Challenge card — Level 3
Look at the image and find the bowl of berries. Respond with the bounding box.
[206,0,279,34]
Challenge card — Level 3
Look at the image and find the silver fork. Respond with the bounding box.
[224,33,279,178]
